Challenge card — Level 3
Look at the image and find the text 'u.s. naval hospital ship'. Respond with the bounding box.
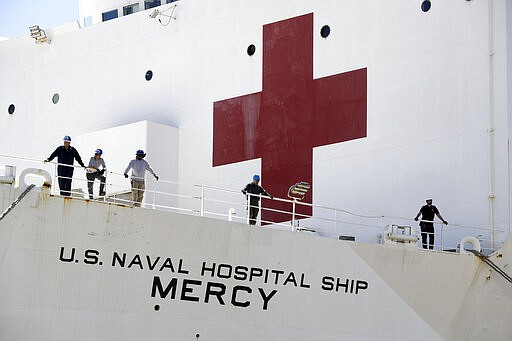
[1,0,512,340]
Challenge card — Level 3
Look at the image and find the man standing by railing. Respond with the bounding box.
[414,198,448,249]
[86,149,107,199]
[44,135,85,196]
[124,150,159,207]
[242,175,272,225]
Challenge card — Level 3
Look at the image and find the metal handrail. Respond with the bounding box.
[0,154,507,252]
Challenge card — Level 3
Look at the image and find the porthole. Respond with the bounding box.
[154,304,160,311]
[421,0,431,12]
[52,93,60,104]
[145,70,153,81]
[320,25,330,38]
[247,44,256,56]
[8,104,15,114]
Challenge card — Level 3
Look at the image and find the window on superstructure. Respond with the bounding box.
[123,3,140,16]
[166,0,178,3]
[102,9,119,22]
[144,0,161,10]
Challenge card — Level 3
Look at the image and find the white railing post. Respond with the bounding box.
[228,208,235,222]
[440,223,444,251]
[200,184,205,217]
[334,210,338,235]
[53,162,57,196]
[246,193,251,225]
[291,200,296,232]
[258,195,262,226]
[152,180,156,210]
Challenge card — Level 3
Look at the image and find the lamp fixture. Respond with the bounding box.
[287,181,311,201]
[29,25,50,44]
[149,9,160,18]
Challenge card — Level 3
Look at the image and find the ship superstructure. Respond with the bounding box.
[1,0,512,339]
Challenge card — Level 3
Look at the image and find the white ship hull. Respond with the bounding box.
[0,184,511,340]
[1,0,512,339]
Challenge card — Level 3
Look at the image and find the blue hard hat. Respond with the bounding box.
[94,149,103,155]
[63,135,71,142]
[253,175,260,181]
[136,149,146,155]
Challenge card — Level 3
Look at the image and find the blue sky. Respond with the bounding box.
[0,1,78,38]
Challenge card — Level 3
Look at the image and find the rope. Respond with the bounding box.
[0,184,36,221]
[467,249,512,284]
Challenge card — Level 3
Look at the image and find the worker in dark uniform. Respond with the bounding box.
[45,135,85,196]
[414,198,448,249]
[242,175,272,225]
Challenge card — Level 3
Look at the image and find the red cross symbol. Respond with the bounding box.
[213,13,367,224]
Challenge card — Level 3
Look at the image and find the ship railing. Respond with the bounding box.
[0,155,507,254]
[189,187,506,253]
[52,163,200,215]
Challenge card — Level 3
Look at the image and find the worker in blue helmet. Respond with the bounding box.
[124,149,159,207]
[86,148,107,199]
[242,174,272,225]
[44,135,85,196]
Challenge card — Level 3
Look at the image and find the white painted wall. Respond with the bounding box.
[75,120,179,205]
[79,0,177,26]
[0,0,510,247]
